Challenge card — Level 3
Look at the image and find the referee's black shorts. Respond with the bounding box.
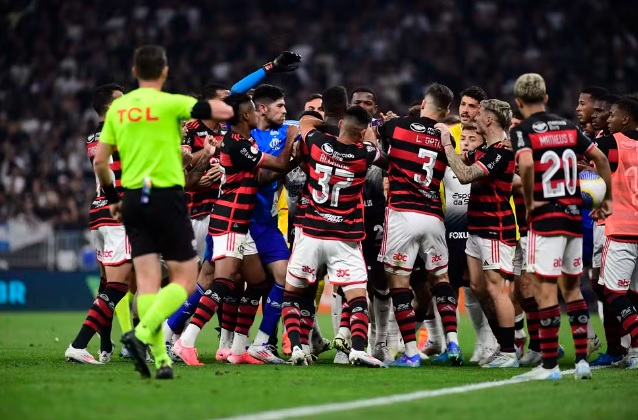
[121,187,196,262]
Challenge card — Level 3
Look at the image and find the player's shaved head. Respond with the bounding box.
[224,93,254,125]
[340,105,371,138]
[322,86,348,119]
[425,83,454,115]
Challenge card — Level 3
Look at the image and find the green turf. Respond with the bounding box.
[1,313,637,420]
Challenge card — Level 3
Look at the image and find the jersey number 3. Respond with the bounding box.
[313,163,354,207]
[413,148,438,186]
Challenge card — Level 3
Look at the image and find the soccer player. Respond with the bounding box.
[591,94,619,138]
[511,73,612,380]
[173,93,295,365]
[439,122,488,363]
[160,83,229,356]
[283,105,385,367]
[448,86,488,146]
[377,83,461,367]
[65,83,133,365]
[350,86,394,363]
[231,84,298,364]
[594,97,638,367]
[576,86,608,139]
[94,45,234,379]
[304,93,324,117]
[442,99,518,368]
[182,83,230,260]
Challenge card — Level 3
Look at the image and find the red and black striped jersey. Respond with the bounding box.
[300,129,381,241]
[208,131,264,235]
[86,121,122,230]
[378,117,447,219]
[466,142,517,246]
[512,112,594,237]
[293,124,340,229]
[182,119,226,218]
[512,191,527,236]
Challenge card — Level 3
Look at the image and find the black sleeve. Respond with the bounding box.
[228,139,264,170]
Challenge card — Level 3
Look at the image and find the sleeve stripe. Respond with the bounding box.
[514,148,532,162]
[475,160,490,175]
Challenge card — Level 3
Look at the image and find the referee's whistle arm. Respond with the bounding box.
[209,99,234,121]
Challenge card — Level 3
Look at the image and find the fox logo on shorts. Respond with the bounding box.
[393,253,408,263]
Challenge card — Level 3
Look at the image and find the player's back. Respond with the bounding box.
[512,112,594,236]
[102,87,196,188]
[302,129,379,241]
[380,117,447,219]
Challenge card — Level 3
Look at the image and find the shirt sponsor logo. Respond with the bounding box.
[241,147,259,161]
[317,212,343,223]
[448,231,469,239]
[532,121,548,133]
[410,123,426,132]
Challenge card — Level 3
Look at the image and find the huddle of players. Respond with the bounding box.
[67,54,638,376]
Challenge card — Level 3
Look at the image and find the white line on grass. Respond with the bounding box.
[213,366,609,420]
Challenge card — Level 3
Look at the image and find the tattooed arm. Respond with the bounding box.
[436,123,487,184]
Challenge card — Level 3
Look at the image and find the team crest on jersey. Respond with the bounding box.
[321,143,334,154]
[250,146,259,154]
[532,121,548,133]
[270,137,282,150]
[410,123,426,132]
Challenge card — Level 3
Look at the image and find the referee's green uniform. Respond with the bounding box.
[100,87,198,372]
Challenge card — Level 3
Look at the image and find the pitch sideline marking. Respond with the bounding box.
[214,366,601,420]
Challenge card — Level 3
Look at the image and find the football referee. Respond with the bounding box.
[94,45,233,379]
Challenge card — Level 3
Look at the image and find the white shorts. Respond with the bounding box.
[244,231,257,256]
[465,234,515,274]
[286,230,367,289]
[600,238,638,292]
[211,232,247,261]
[380,209,448,276]
[592,224,606,269]
[191,215,210,260]
[92,225,131,266]
[526,231,583,278]
[513,235,528,276]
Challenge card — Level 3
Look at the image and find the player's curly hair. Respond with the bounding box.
[513,73,546,104]
[480,99,512,129]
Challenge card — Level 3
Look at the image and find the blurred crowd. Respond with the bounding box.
[1,0,636,227]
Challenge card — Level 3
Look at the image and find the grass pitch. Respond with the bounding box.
[1,313,637,420]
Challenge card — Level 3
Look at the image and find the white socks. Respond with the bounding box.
[373,289,391,346]
[179,324,201,348]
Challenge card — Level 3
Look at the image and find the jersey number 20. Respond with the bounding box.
[540,149,577,198]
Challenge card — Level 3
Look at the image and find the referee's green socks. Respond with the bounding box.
[135,284,188,366]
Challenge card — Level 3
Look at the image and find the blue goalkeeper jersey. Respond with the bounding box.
[250,120,298,225]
